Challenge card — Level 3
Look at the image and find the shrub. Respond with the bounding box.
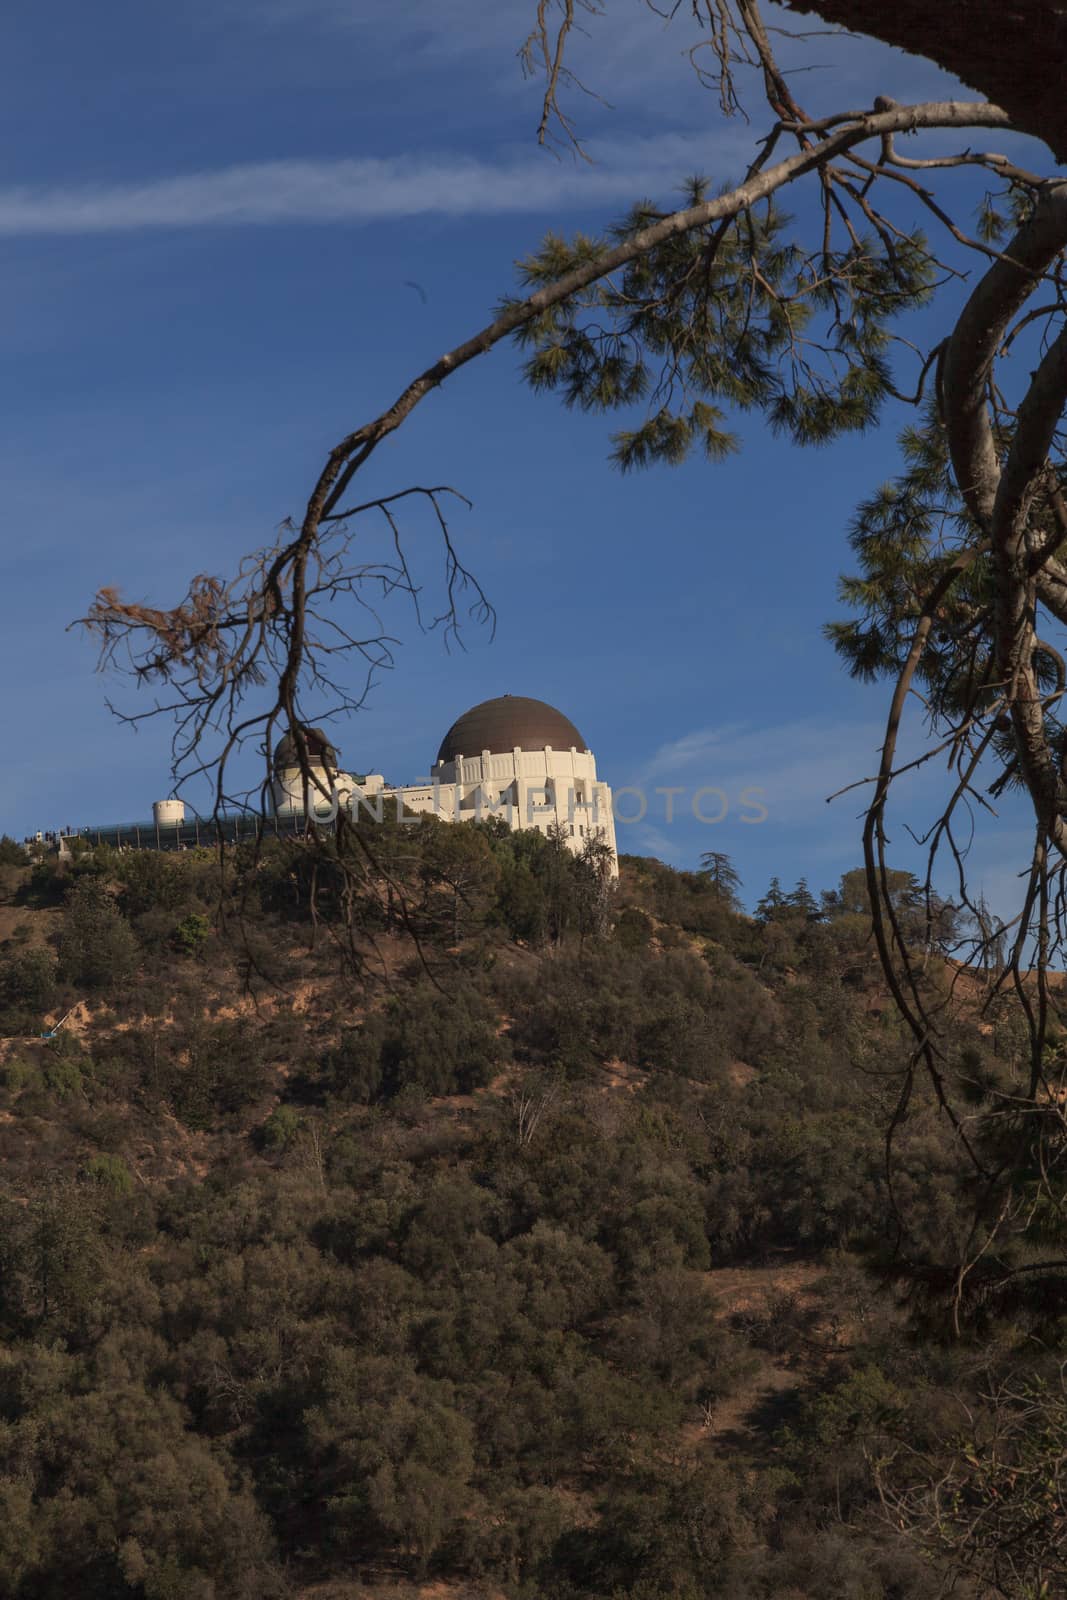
[328,981,506,1103]
[614,906,653,950]
[58,881,138,989]
[42,1054,83,1102]
[165,1021,271,1128]
[1,1058,44,1096]
[172,912,211,957]
[0,866,24,905]
[83,1153,134,1195]
[0,945,57,1012]
[115,850,185,917]
[260,1105,302,1150]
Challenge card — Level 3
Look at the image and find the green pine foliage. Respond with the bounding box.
[510,191,935,471]
[826,399,991,694]
[825,397,1067,792]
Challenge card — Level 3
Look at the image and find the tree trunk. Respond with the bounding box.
[783,1,1067,163]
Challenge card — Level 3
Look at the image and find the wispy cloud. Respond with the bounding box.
[628,716,892,830]
[0,134,736,237]
[607,716,894,879]
[621,716,1040,911]
[249,0,524,54]
[247,0,963,104]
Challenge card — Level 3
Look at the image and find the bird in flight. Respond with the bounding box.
[403,280,428,304]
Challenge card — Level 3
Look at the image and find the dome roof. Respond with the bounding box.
[273,726,339,771]
[436,696,587,765]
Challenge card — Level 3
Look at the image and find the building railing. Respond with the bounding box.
[38,812,329,854]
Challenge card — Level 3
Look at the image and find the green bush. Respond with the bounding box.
[58,881,138,989]
[614,906,653,950]
[173,912,211,957]
[83,1152,134,1194]
[327,980,506,1102]
[164,1020,271,1128]
[260,1104,302,1150]
[1,1058,44,1095]
[0,836,28,867]
[42,1054,83,1102]
[0,945,57,1012]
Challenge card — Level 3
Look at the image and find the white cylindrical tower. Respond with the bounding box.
[153,798,186,826]
[272,726,345,818]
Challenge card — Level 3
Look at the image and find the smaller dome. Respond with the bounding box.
[273,725,339,771]
[436,695,587,765]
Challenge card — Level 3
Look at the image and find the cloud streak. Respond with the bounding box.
[627,716,895,830]
[0,134,736,237]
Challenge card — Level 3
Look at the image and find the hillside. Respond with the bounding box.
[0,824,1059,1600]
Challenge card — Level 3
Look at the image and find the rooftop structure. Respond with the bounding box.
[436,696,587,765]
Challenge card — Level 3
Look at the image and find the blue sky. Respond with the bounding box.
[0,2,1055,911]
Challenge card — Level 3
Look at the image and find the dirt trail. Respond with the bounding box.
[697,1258,829,1446]
[295,1583,506,1600]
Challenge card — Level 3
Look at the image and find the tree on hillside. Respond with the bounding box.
[826,867,922,921]
[788,878,820,919]
[58,880,138,990]
[755,878,787,924]
[824,866,962,957]
[698,851,742,910]
[418,819,501,944]
[0,837,28,868]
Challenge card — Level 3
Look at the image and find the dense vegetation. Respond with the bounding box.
[0,822,1060,1599]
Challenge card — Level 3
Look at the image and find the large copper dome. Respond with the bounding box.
[436,696,587,764]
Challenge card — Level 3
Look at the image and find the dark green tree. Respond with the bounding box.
[755,877,787,924]
[419,818,501,943]
[57,880,138,989]
[698,851,742,910]
[788,878,820,919]
[0,945,57,1013]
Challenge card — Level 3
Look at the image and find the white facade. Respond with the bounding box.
[369,744,618,876]
[273,762,370,819]
[273,725,618,876]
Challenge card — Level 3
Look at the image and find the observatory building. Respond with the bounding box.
[271,695,618,875]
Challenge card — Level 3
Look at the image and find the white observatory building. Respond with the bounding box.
[271,695,618,875]
[272,727,364,818]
